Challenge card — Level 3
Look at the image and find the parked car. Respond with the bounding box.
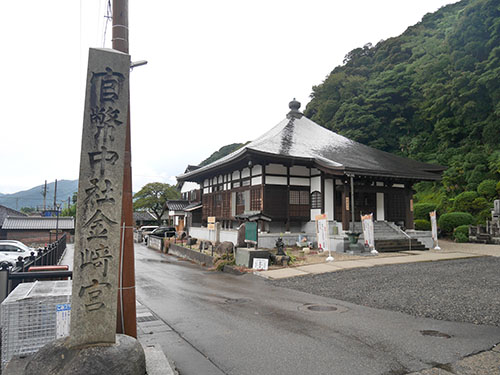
[140,225,158,243]
[0,241,36,267]
[146,226,176,244]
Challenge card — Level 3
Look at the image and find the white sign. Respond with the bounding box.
[252,258,269,271]
[315,214,329,251]
[430,211,440,250]
[361,213,378,254]
[56,303,71,339]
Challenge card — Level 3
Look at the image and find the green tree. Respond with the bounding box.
[20,207,36,215]
[133,183,180,225]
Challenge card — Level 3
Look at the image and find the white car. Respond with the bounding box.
[0,241,36,267]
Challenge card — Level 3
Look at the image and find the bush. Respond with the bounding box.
[453,225,469,242]
[414,203,436,220]
[477,179,497,200]
[414,219,431,231]
[497,181,500,197]
[438,212,474,235]
[471,197,490,214]
[476,208,492,225]
[453,191,478,212]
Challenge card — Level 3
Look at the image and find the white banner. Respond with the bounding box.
[361,213,377,254]
[315,214,329,251]
[430,210,440,249]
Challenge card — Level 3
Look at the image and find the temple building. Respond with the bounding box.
[177,100,444,239]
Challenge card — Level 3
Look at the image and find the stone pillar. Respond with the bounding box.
[70,48,130,347]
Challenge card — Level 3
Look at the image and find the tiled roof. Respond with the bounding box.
[166,200,190,211]
[183,202,202,212]
[2,216,75,230]
[133,211,156,221]
[178,104,445,182]
[0,205,26,227]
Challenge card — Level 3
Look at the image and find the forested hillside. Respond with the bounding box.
[305,0,500,227]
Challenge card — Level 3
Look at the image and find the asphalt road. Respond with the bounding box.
[134,244,500,375]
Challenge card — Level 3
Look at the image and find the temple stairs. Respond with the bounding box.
[350,221,428,252]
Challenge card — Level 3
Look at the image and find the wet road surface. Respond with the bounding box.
[134,244,500,375]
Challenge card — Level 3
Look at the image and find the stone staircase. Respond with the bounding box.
[351,221,428,252]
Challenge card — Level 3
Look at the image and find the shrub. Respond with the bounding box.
[471,197,490,214]
[497,181,500,197]
[453,191,478,212]
[414,219,431,231]
[438,212,474,235]
[476,208,492,225]
[453,225,469,242]
[413,203,436,220]
[477,179,497,200]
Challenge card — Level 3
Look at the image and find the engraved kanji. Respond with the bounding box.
[78,279,112,312]
[80,243,113,277]
[83,209,117,241]
[84,178,115,209]
[88,146,119,177]
[90,107,123,145]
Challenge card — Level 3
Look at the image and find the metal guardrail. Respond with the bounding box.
[0,234,71,304]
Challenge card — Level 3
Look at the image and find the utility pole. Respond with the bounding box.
[43,180,47,211]
[53,179,58,212]
[113,0,137,338]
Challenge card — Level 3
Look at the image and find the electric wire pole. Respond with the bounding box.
[112,0,137,338]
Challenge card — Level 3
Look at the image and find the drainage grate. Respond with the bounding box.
[420,330,451,338]
[137,315,159,323]
[306,305,338,312]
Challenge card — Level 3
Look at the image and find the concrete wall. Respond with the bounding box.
[168,243,214,267]
[189,227,238,244]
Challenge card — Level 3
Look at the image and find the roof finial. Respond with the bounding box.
[287,98,302,119]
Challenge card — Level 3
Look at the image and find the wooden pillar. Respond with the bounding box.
[405,185,415,230]
[342,182,350,231]
[286,166,290,232]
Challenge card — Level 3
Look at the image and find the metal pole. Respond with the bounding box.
[113,0,137,338]
[0,264,10,304]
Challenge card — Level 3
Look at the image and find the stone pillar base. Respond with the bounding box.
[24,334,145,375]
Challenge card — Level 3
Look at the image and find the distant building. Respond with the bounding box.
[1,216,75,244]
[0,205,27,240]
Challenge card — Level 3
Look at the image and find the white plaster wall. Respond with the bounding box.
[218,175,223,183]
[242,168,250,178]
[377,192,385,221]
[189,227,238,244]
[252,176,262,186]
[310,176,321,192]
[253,165,262,175]
[266,163,287,175]
[290,165,309,176]
[311,168,320,175]
[325,179,334,221]
[310,208,321,221]
[266,176,287,185]
[393,183,404,188]
[290,177,309,186]
[232,170,240,180]
[203,188,209,194]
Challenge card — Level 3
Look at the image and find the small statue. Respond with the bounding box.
[276,237,285,255]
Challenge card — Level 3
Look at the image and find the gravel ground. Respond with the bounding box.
[269,257,500,326]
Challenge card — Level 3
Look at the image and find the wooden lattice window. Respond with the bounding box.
[289,189,310,217]
[311,191,321,209]
[250,187,262,211]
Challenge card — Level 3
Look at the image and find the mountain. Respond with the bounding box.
[199,143,248,167]
[304,0,500,217]
[0,180,78,211]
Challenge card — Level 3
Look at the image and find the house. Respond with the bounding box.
[0,205,27,240]
[165,200,190,232]
[1,216,75,245]
[177,100,444,247]
[133,210,157,227]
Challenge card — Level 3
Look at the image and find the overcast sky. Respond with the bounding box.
[0,0,458,194]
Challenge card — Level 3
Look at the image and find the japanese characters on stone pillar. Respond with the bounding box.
[70,48,130,347]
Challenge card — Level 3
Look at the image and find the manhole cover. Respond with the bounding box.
[306,305,338,312]
[420,330,451,338]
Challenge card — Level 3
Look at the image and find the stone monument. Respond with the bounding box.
[25,48,145,375]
